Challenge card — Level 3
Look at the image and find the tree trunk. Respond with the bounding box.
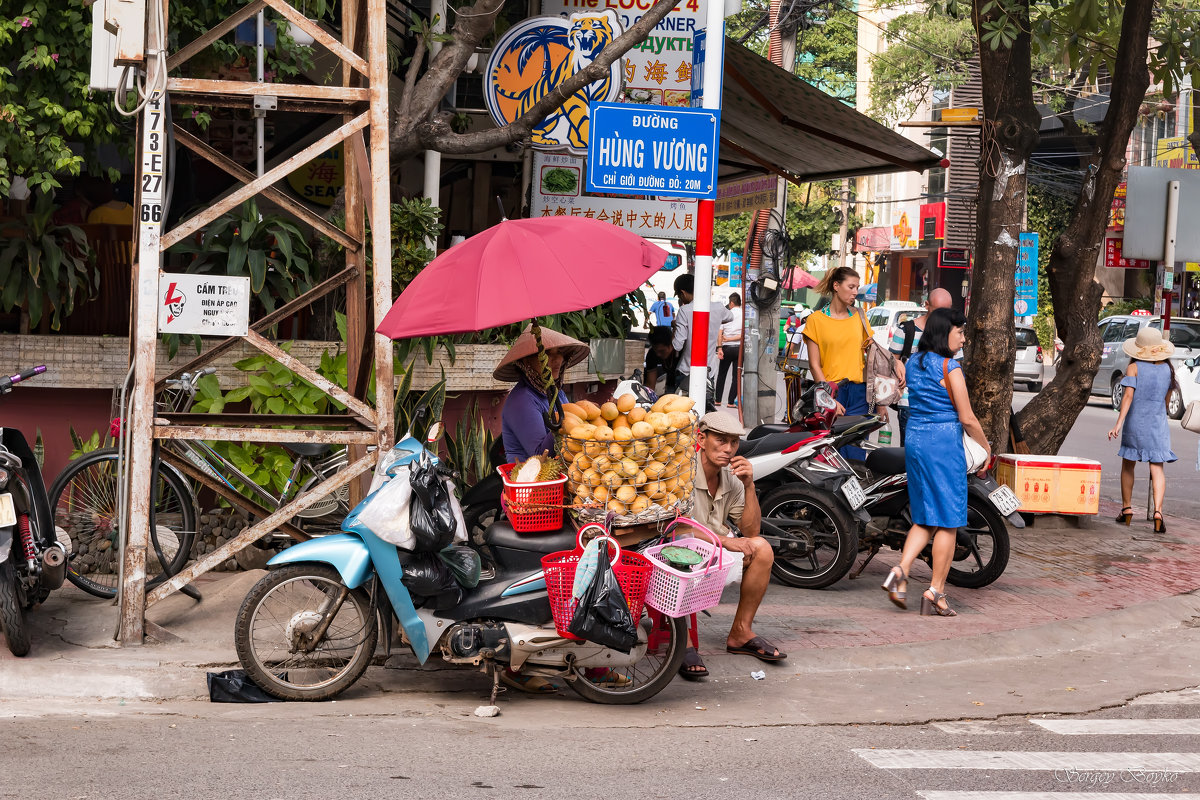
[1013,0,1153,454]
[963,0,1041,449]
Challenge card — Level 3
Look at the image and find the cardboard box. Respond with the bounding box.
[995,455,1101,515]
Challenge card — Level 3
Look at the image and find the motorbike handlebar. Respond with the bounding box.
[0,365,47,394]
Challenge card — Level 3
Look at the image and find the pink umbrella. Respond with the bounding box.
[783,268,819,291]
[377,217,670,339]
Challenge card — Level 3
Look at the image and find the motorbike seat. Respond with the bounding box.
[746,423,790,440]
[737,431,820,459]
[831,415,870,434]
[486,520,579,555]
[283,442,332,458]
[865,447,907,476]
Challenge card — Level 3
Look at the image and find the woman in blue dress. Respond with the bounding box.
[1107,327,1178,533]
[880,308,990,617]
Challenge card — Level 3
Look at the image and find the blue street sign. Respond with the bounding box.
[690,25,724,109]
[587,102,720,199]
[730,252,742,288]
[1015,232,1038,317]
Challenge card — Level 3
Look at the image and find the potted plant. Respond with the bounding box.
[0,193,97,333]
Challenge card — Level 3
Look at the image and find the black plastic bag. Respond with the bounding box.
[438,545,482,589]
[206,670,282,703]
[409,458,456,552]
[567,549,637,653]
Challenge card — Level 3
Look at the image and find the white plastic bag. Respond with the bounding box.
[344,463,416,549]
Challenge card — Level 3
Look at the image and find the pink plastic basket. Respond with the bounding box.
[643,520,728,618]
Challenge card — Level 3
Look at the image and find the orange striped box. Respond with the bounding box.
[995,455,1102,515]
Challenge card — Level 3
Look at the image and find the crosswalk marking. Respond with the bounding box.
[918,794,1200,800]
[853,749,1200,771]
[931,721,1018,735]
[1031,718,1200,735]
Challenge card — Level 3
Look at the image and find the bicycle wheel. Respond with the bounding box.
[50,448,197,599]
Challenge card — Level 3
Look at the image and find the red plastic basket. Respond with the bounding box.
[498,463,568,533]
[541,530,653,641]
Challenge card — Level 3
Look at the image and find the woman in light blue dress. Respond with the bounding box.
[880,308,990,617]
[1107,327,1179,533]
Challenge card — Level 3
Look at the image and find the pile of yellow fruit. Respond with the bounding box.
[558,392,698,521]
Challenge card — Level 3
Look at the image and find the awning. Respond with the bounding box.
[719,41,943,184]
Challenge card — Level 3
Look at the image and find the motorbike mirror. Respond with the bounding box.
[814,387,836,410]
[1186,356,1199,370]
[426,421,444,443]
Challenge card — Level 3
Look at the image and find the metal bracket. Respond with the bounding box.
[253,95,277,112]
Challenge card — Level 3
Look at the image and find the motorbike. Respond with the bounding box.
[753,389,1024,590]
[233,414,688,704]
[0,366,67,656]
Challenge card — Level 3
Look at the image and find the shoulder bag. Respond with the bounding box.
[941,358,990,473]
[858,310,902,409]
[1182,400,1200,434]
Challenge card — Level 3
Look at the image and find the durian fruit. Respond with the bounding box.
[511,454,544,483]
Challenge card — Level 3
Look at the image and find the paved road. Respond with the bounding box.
[1013,385,1200,521]
[6,687,1200,799]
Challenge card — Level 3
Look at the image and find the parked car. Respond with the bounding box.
[865,301,923,350]
[1091,314,1200,418]
[1014,324,1044,391]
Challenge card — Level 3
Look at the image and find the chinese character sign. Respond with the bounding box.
[1015,232,1038,317]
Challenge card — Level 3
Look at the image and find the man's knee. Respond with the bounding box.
[748,537,773,566]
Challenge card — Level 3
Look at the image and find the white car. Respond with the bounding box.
[865,301,923,351]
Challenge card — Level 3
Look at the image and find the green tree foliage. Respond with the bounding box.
[725,0,857,99]
[866,12,975,123]
[712,182,859,266]
[1025,185,1072,351]
[0,3,128,195]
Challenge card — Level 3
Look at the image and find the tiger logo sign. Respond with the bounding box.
[484,11,625,155]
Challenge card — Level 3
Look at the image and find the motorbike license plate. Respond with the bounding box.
[0,493,14,528]
[840,477,866,509]
[989,485,1021,517]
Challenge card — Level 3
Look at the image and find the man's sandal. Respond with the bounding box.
[679,648,709,680]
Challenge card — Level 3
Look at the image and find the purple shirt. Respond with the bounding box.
[502,378,568,462]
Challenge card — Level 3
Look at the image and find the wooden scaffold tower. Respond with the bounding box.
[117,0,393,642]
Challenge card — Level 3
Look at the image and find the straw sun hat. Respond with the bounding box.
[493,326,590,382]
[1121,327,1176,362]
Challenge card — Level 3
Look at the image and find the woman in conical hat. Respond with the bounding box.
[1107,326,1179,532]
[496,324,589,463]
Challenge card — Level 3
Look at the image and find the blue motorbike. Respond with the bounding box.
[233,420,688,704]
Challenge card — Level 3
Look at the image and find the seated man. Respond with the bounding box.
[642,326,677,395]
[680,410,786,679]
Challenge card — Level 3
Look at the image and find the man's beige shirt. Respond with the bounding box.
[689,455,745,536]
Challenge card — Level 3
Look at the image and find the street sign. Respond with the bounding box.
[1103,236,1152,269]
[1124,167,1200,262]
[158,275,251,336]
[586,102,720,199]
[690,26,724,108]
[1014,232,1038,317]
[940,108,979,123]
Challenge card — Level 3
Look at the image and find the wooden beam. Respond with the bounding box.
[154,266,360,390]
[146,451,376,605]
[168,93,357,115]
[166,78,370,102]
[172,126,361,252]
[158,413,369,428]
[166,1,267,73]
[157,449,308,542]
[154,425,378,444]
[243,331,377,423]
[160,113,369,249]
[264,0,370,77]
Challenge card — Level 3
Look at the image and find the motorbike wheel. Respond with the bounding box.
[760,484,858,589]
[946,494,1011,589]
[0,560,30,657]
[50,449,196,599]
[566,613,687,705]
[234,564,377,701]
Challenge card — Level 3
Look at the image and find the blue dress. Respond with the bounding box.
[904,353,967,528]
[1118,362,1177,464]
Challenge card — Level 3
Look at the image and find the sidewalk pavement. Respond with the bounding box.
[4,499,1199,725]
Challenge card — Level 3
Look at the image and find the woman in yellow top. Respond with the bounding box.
[802,265,872,458]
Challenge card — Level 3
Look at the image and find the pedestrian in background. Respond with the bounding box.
[716,293,743,408]
[890,288,953,444]
[803,266,872,459]
[882,307,989,617]
[670,274,732,395]
[1107,328,1178,533]
[647,291,675,334]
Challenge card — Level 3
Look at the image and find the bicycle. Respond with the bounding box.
[50,368,350,599]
